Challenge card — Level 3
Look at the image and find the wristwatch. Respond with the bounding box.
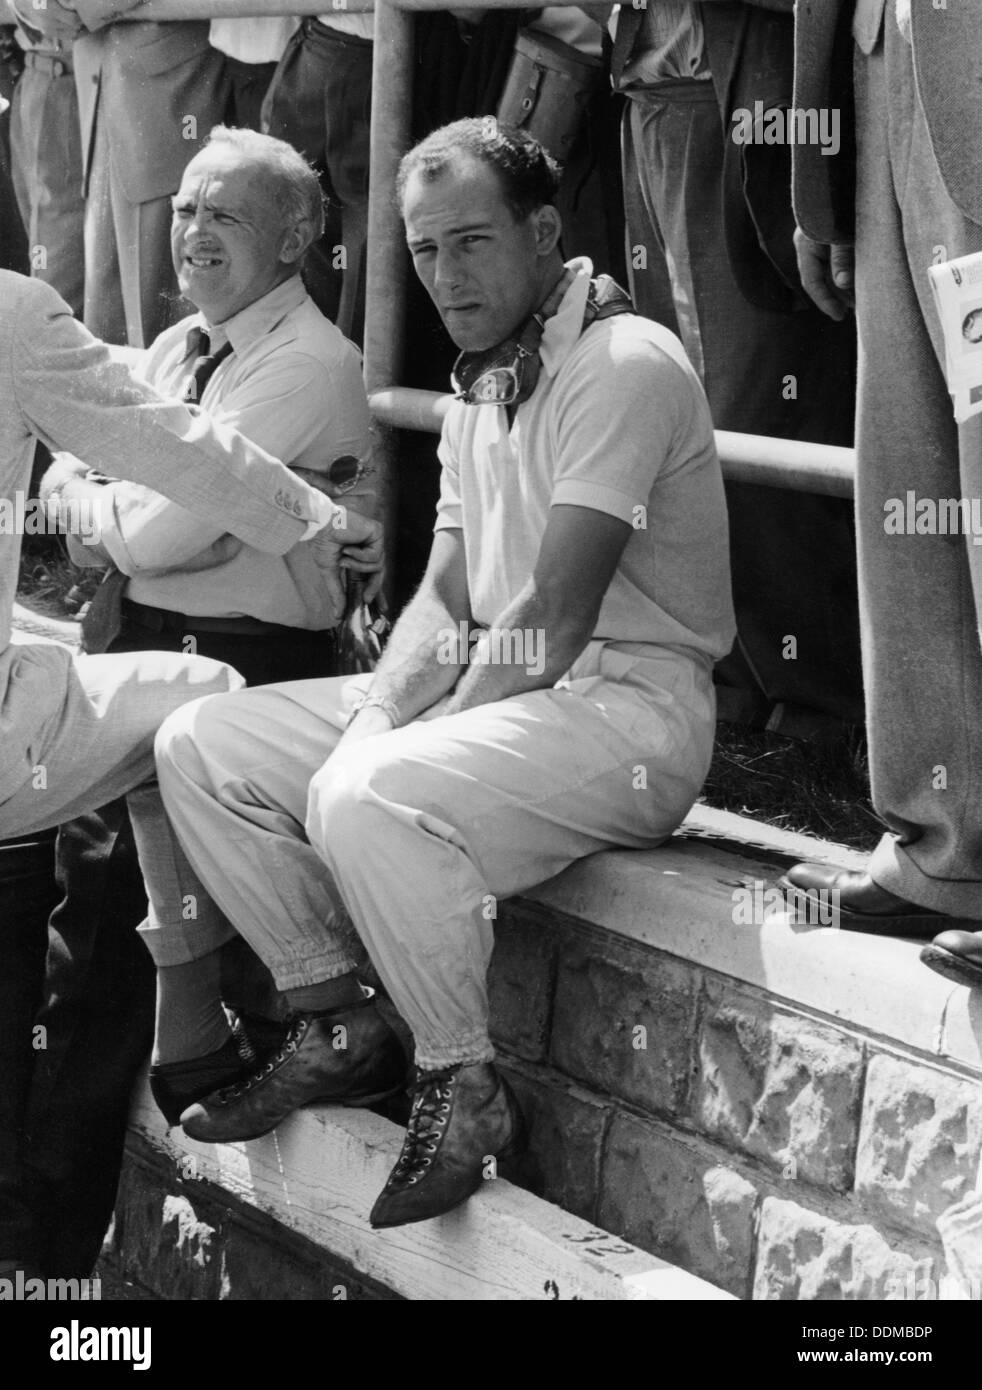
[346,692,400,728]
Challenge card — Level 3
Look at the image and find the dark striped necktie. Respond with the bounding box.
[182,327,234,404]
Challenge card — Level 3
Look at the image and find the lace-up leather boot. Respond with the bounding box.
[370,1061,525,1229]
[180,992,406,1143]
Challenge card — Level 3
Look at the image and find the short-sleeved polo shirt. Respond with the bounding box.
[435,258,736,663]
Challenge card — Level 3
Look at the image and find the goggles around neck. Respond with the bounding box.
[450,269,574,408]
[451,314,546,408]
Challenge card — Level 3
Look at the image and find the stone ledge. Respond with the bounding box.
[524,804,982,1075]
[126,1079,733,1302]
[106,1140,401,1301]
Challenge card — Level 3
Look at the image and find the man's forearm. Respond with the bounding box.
[443,582,591,718]
[364,587,467,725]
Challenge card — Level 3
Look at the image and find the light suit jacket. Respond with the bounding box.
[0,269,333,799]
[792,0,982,243]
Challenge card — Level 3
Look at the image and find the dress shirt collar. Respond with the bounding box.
[538,257,594,381]
[185,274,309,359]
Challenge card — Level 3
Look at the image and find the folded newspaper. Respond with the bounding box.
[928,249,982,423]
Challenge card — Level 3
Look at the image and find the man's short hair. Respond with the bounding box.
[203,126,326,243]
[397,118,562,223]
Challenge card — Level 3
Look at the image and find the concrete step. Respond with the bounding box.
[125,1080,733,1301]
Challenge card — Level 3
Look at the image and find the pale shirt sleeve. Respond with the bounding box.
[12,278,333,556]
[434,409,464,532]
[548,329,688,523]
[92,353,365,576]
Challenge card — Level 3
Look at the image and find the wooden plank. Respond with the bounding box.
[129,1082,732,1302]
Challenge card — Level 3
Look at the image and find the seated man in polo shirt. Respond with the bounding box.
[149,120,737,1231]
[33,123,373,1268]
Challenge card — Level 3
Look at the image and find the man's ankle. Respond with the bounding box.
[282,972,367,1014]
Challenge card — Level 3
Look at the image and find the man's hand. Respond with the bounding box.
[794,228,855,321]
[334,702,396,754]
[321,504,384,602]
[38,452,88,511]
[305,504,383,615]
[11,0,83,39]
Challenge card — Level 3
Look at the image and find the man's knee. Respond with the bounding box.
[136,650,244,701]
[305,744,414,860]
[154,688,241,795]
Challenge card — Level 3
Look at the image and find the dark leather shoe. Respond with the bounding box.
[180,995,406,1143]
[370,1061,525,1230]
[780,864,955,939]
[920,930,982,989]
[150,1025,262,1128]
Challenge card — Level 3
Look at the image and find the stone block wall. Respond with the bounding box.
[491,900,982,1300]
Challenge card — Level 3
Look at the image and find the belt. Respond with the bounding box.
[23,49,73,78]
[121,597,329,640]
[302,16,373,48]
[621,76,716,104]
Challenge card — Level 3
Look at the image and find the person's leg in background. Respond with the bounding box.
[0,831,59,1273]
[0,646,243,1273]
[262,20,372,343]
[0,36,28,277]
[223,55,276,133]
[21,807,154,1277]
[623,82,862,722]
[18,610,342,1263]
[111,186,186,349]
[9,53,85,318]
[81,92,126,346]
[620,93,679,334]
[261,23,339,326]
[853,23,982,913]
[318,26,372,346]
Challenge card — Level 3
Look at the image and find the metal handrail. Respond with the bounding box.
[368,388,855,497]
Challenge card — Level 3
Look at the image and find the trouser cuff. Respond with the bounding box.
[138,915,236,967]
[414,1029,495,1071]
[869,833,982,919]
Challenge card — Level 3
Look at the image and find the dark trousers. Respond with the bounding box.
[0,61,27,276]
[261,18,372,345]
[0,613,337,1273]
[223,55,276,133]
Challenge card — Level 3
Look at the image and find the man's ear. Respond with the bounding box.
[531,203,562,258]
[279,219,314,266]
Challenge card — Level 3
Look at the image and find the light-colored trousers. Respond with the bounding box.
[9,63,86,321]
[856,25,982,913]
[81,106,182,349]
[153,643,716,1069]
[0,643,242,939]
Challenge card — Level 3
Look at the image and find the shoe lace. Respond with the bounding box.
[230,1015,258,1067]
[215,1015,309,1103]
[390,1066,459,1186]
